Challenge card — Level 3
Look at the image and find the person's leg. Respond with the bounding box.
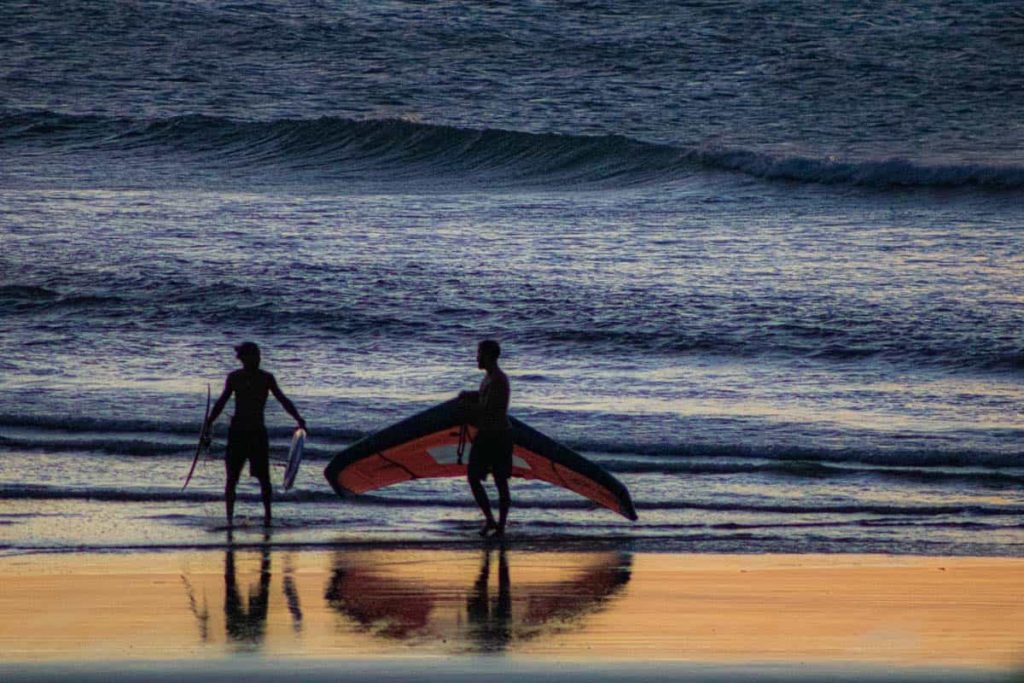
[468,473,497,535]
[258,474,273,526]
[494,474,510,535]
[253,428,272,526]
[467,436,498,535]
[224,429,249,527]
[225,465,241,526]
[492,433,513,536]
[225,432,242,526]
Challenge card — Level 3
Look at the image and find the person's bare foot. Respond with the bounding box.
[479,520,497,537]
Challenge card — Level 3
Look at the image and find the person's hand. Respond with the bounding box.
[297,418,307,434]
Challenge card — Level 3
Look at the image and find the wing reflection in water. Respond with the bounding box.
[324,548,632,653]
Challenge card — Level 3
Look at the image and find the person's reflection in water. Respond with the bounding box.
[224,544,271,650]
[466,546,512,652]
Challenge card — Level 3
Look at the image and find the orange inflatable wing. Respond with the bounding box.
[323,398,638,520]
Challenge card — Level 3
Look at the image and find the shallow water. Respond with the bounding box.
[1,1,1022,556]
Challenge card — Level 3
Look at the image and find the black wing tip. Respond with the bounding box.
[322,463,345,497]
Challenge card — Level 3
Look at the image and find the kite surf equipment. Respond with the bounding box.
[324,398,637,520]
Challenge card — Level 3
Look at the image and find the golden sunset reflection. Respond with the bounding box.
[0,550,1021,668]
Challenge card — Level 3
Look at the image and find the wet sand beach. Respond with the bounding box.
[0,548,1021,681]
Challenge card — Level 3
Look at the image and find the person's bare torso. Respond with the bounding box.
[229,369,272,429]
[477,369,511,432]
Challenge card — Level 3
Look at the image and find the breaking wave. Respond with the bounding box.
[4,111,1022,191]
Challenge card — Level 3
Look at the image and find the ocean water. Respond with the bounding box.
[1,0,1022,556]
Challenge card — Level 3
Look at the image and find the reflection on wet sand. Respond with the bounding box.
[3,550,1020,667]
[324,547,632,653]
[214,536,304,652]
[466,548,511,652]
[224,547,271,650]
[179,573,210,643]
[282,554,304,635]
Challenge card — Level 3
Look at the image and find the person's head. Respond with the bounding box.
[235,341,261,370]
[477,339,501,370]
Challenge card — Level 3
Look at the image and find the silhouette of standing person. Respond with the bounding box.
[459,339,512,537]
[206,342,306,527]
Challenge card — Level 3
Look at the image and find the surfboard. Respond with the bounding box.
[182,384,211,491]
[323,398,638,520]
[282,428,306,490]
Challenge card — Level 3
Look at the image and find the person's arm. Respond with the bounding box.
[269,374,307,431]
[457,389,481,425]
[205,376,233,433]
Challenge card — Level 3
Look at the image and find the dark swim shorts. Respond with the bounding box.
[225,425,270,480]
[467,430,514,481]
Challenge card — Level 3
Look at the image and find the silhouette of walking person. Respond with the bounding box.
[458,339,513,537]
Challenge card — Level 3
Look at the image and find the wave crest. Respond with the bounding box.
[3,111,1022,191]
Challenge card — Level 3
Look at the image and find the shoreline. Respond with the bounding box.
[4,533,1023,558]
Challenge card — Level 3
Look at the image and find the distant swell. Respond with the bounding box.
[689,148,1024,190]
[3,111,1023,191]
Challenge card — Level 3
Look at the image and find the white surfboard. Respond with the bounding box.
[282,428,306,490]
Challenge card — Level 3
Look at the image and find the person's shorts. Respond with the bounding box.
[225,425,270,481]
[467,430,513,481]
